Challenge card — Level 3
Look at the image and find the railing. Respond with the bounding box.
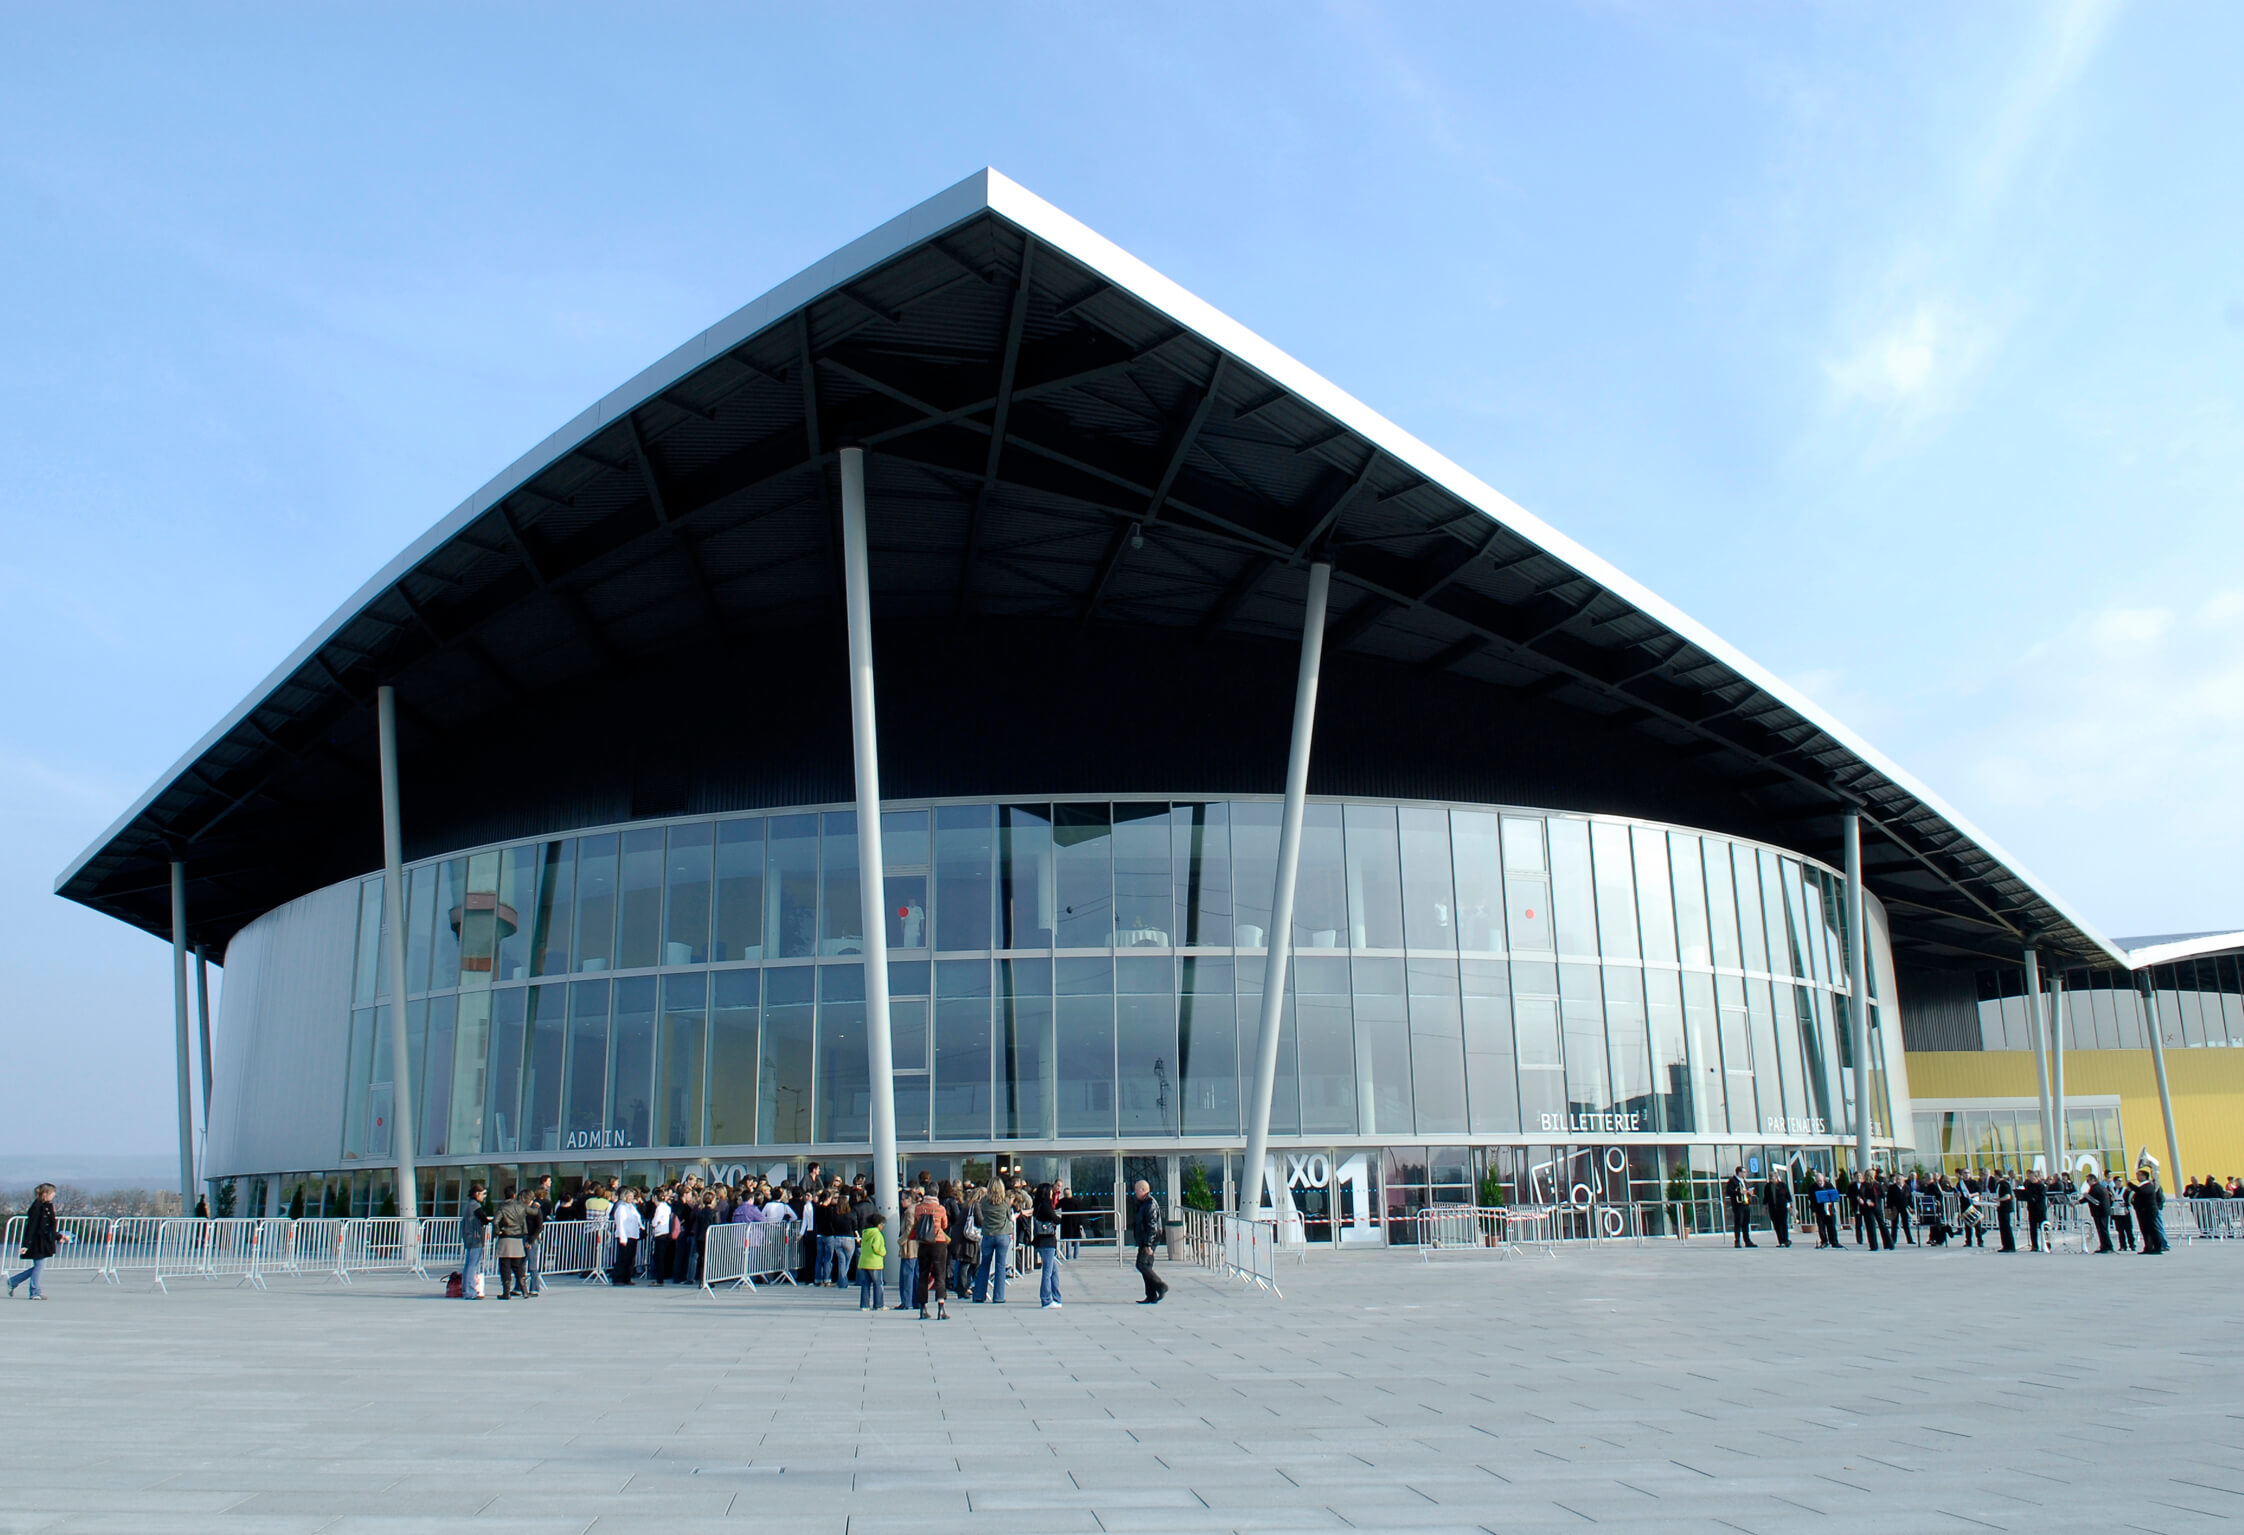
[2177,1198,2244,1244]
[1410,1206,1559,1259]
[699,1218,802,1294]
[1179,1209,1283,1295]
[1,1215,115,1283]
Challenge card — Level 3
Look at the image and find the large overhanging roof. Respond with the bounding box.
[55,169,2126,973]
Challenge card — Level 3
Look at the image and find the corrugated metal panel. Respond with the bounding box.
[206,881,356,1178]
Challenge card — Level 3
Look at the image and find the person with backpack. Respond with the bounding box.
[7,1183,67,1300]
[1130,1179,1169,1304]
[458,1183,491,1300]
[910,1186,950,1320]
[856,1212,887,1312]
[1033,1182,1065,1308]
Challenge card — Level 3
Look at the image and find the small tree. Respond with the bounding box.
[213,1180,238,1219]
[1181,1162,1218,1212]
[1478,1167,1508,1208]
[377,1187,398,1219]
[286,1185,305,1221]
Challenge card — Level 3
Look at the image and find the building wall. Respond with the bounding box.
[207,880,357,1179]
[1904,1048,2244,1192]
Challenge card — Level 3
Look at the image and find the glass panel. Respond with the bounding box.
[1461,959,1517,1134]
[934,804,995,952]
[934,960,993,1140]
[405,864,437,993]
[613,830,664,971]
[706,969,759,1147]
[764,816,819,960]
[1761,978,1805,1127]
[1407,957,1466,1135]
[1732,846,1768,973]
[449,991,491,1156]
[482,986,527,1154]
[757,967,815,1144]
[819,811,864,957]
[607,976,656,1152]
[1589,822,1639,960]
[429,861,465,990]
[999,959,1053,1138]
[1716,973,1755,1133]
[1559,962,1609,1116]
[494,847,536,983]
[1179,956,1237,1136]
[418,995,454,1158]
[999,804,1055,950]
[890,997,929,1141]
[530,840,575,977]
[1352,957,1412,1135]
[1549,820,1597,959]
[1237,960,1299,1134]
[1344,803,1407,950]
[521,983,565,1153]
[1450,811,1504,953]
[1114,803,1173,945]
[816,965,869,1143]
[657,972,708,1149]
[1294,804,1347,949]
[1705,840,1743,970]
[1117,966,1177,1137]
[1682,969,1725,1132]
[1760,852,1796,979]
[1232,802,1280,949]
[1296,956,1357,1134]
[455,852,502,989]
[1626,827,1675,966]
[574,834,618,973]
[1670,833,1711,968]
[1056,957,1116,1137]
[353,880,383,1006]
[713,819,765,963]
[1644,966,1689,1132]
[563,979,609,1152]
[1173,803,1232,947]
[1054,804,1115,949]
[660,822,713,967]
[1501,816,1552,952]
[882,809,930,952]
[341,1003,373,1155]
[1513,962,1565,1129]
[1603,966,1651,1129]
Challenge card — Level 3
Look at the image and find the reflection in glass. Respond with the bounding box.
[1407,957,1466,1134]
[1513,962,1564,1128]
[1644,966,1690,1132]
[999,959,1052,1138]
[1632,827,1676,965]
[1715,973,1755,1133]
[1237,962,1299,1134]
[1295,956,1357,1134]
[889,996,929,1140]
[1450,812,1503,953]
[616,830,664,971]
[405,864,437,992]
[575,835,618,973]
[1603,966,1651,1124]
[456,851,502,988]
[1179,957,1237,1135]
[1117,957,1176,1135]
[1055,804,1114,949]
[1589,822,1639,961]
[819,811,864,956]
[495,847,536,982]
[712,819,764,963]
[662,823,713,967]
[522,983,565,1151]
[418,995,454,1158]
[1732,845,1768,973]
[1705,840,1742,970]
[1344,804,1406,950]
[757,967,814,1144]
[483,985,527,1153]
[1351,957,1411,1135]
[706,969,758,1146]
[934,960,992,1140]
[607,976,655,1150]
[999,805,1054,949]
[449,991,491,1156]
[1559,963,1609,1115]
[564,979,610,1150]
[1682,968,1723,1133]
[1231,802,1279,948]
[353,880,383,1005]
[531,841,575,977]
[430,861,465,989]
[883,809,930,951]
[1461,959,1517,1134]
[1396,808,1456,952]
[935,805,994,951]
[1173,804,1232,947]
[1502,817,1551,951]
[1056,957,1114,1137]
[1294,805,1346,948]
[765,816,818,960]
[816,965,868,1143]
[658,972,708,1148]
[1114,804,1172,944]
[1670,833,1710,968]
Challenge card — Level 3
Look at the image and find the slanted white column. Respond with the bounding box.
[2050,967,2068,1177]
[839,446,900,1266]
[194,944,215,1137]
[170,862,195,1210]
[1843,810,1870,1169]
[376,685,419,1223]
[1240,561,1332,1229]
[2022,944,2053,1176]
[2139,974,2185,1190]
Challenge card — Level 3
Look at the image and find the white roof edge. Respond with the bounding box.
[2126,931,2244,970]
[56,168,2133,968]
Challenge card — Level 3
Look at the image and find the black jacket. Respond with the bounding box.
[1763,1179,1791,1213]
[1130,1193,1163,1248]
[19,1201,59,1259]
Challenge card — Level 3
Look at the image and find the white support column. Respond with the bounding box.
[376,686,419,1223]
[2139,974,2185,1191]
[839,447,900,1267]
[1843,810,1870,1169]
[1241,561,1332,1228]
[194,944,215,1133]
[170,862,196,1210]
[2050,967,2068,1177]
[2022,945,2053,1176]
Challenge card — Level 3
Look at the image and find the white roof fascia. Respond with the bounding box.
[2127,932,2244,970]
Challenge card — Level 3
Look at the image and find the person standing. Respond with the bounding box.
[523,1176,552,1296]
[459,1183,491,1300]
[611,1189,644,1284]
[911,1185,950,1320]
[1761,1171,1793,1248]
[1993,1170,2017,1253]
[2132,1169,2168,1255]
[646,1187,675,1286]
[1887,1174,1916,1247]
[2024,1172,2050,1253]
[1034,1182,1064,1308]
[492,1186,530,1299]
[1723,1167,1756,1249]
[2083,1172,2115,1253]
[1130,1179,1169,1304]
[7,1183,68,1300]
[1812,1174,1842,1249]
[974,1179,1015,1302]
[856,1213,887,1312]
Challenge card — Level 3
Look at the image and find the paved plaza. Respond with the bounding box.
[2,1235,2238,1534]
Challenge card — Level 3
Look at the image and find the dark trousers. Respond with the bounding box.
[1894,1208,1916,1245]
[650,1234,674,1283]
[1997,1208,2015,1251]
[1729,1207,1754,1247]
[917,1241,949,1309]
[1136,1246,1169,1300]
[2027,1209,2048,1251]
[612,1237,638,1284]
[2115,1213,2136,1250]
[498,1255,527,1296]
[673,1232,697,1284]
[1963,1219,1984,1247]
[1766,1206,1791,1245]
[1815,1207,1839,1247]
[2092,1211,2113,1252]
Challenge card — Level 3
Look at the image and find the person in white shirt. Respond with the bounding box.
[646,1191,674,1285]
[610,1192,644,1285]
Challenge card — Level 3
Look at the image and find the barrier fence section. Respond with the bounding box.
[534,1220,604,1281]
[2179,1198,2244,1243]
[1,1215,114,1283]
[106,1217,168,1282]
[699,1218,805,1296]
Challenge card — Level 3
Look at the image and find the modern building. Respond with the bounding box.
[55,171,2221,1239]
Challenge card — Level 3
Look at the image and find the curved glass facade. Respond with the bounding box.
[332,796,1893,1163]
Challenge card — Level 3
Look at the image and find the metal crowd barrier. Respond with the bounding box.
[698,1218,802,1296]
[1,1215,115,1283]
[2178,1198,2244,1244]
[534,1219,605,1280]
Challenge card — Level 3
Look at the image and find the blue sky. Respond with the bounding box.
[3,3,2239,1157]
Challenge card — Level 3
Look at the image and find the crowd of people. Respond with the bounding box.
[445,1164,1163,1315]
[1715,1163,2182,1255]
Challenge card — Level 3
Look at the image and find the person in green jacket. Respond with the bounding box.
[856,1213,888,1312]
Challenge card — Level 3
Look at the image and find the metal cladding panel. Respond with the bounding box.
[1895,964,1983,1053]
[206,879,357,1180]
[1869,893,1914,1143]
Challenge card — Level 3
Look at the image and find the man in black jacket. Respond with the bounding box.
[7,1183,66,1300]
[2083,1172,2115,1253]
[1992,1171,2016,1252]
[1723,1168,1756,1248]
[1761,1171,1793,1247]
[1130,1180,1169,1303]
[2023,1172,2050,1252]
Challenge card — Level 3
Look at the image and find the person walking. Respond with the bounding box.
[974,1178,1015,1303]
[1723,1167,1756,1249]
[911,1186,950,1320]
[1130,1179,1169,1304]
[7,1183,68,1300]
[459,1182,491,1300]
[1888,1174,1916,1247]
[493,1186,530,1299]
[611,1189,644,1285]
[857,1212,887,1311]
[1762,1170,1793,1247]
[1034,1182,1064,1308]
